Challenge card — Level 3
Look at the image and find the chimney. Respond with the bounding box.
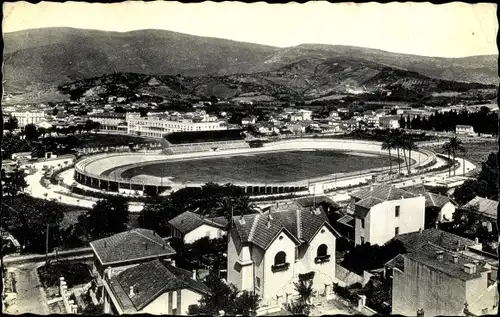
[107,268,113,279]
[436,250,444,261]
[474,237,479,244]
[192,270,197,281]
[171,259,176,267]
[129,286,135,297]
[463,263,476,274]
[452,254,459,264]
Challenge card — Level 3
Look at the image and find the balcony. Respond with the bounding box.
[271,262,290,273]
[314,254,331,264]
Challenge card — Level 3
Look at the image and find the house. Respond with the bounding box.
[241,115,257,126]
[455,125,475,135]
[89,229,176,279]
[227,207,340,307]
[405,185,456,223]
[349,184,425,246]
[168,211,228,244]
[102,259,210,315]
[391,243,498,316]
[463,196,498,221]
[379,116,400,129]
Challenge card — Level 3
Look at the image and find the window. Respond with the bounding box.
[272,251,289,272]
[256,277,261,288]
[315,244,330,264]
[395,206,400,217]
[360,237,365,245]
[360,218,365,229]
[395,227,400,235]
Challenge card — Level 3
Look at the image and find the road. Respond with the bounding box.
[4,262,50,315]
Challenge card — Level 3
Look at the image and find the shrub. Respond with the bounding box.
[37,261,92,288]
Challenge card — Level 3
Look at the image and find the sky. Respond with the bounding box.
[2,1,498,58]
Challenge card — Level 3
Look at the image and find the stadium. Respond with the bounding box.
[74,130,437,196]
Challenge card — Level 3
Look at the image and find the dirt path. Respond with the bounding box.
[6,263,50,315]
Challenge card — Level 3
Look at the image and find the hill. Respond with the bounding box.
[3,27,498,97]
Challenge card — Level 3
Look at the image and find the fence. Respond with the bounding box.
[59,277,79,314]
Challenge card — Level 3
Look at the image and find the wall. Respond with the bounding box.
[262,231,297,305]
[440,202,456,222]
[365,196,425,246]
[392,257,467,316]
[227,229,243,290]
[251,245,266,298]
[184,224,224,244]
[466,272,498,315]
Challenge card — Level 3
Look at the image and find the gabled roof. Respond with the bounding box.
[294,196,339,209]
[90,229,175,265]
[168,211,228,234]
[355,197,384,209]
[110,259,210,312]
[463,196,498,219]
[351,184,418,202]
[391,228,477,253]
[405,185,452,208]
[232,208,339,250]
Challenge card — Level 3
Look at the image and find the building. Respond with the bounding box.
[87,112,127,131]
[126,112,227,138]
[392,243,498,316]
[102,259,210,315]
[227,206,340,307]
[89,229,176,279]
[241,115,257,126]
[463,196,498,222]
[455,125,475,135]
[11,110,46,127]
[379,116,400,129]
[349,184,425,246]
[405,185,456,223]
[168,211,228,244]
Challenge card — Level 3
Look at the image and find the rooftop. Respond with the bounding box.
[392,228,478,253]
[403,243,490,281]
[168,211,228,235]
[351,184,418,204]
[232,207,339,250]
[404,185,452,208]
[463,196,498,219]
[108,259,210,312]
[90,229,176,265]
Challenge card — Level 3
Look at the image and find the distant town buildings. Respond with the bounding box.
[379,116,400,129]
[455,125,475,136]
[11,110,46,127]
[87,112,127,131]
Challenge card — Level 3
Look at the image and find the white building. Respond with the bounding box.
[87,112,127,131]
[455,125,475,135]
[379,116,400,129]
[11,110,46,127]
[126,112,227,138]
[168,211,228,244]
[349,184,425,246]
[227,205,340,307]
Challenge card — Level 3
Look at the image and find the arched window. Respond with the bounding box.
[274,251,287,266]
[317,244,328,258]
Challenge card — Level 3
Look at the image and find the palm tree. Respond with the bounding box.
[443,136,465,176]
[381,134,395,174]
[403,137,419,174]
[392,129,405,174]
[442,141,452,177]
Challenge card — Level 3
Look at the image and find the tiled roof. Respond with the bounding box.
[168,211,228,234]
[463,196,498,219]
[385,254,405,271]
[403,243,489,281]
[355,197,384,209]
[295,196,339,209]
[392,228,477,253]
[90,229,175,265]
[351,184,418,202]
[404,185,452,208]
[111,259,210,311]
[337,215,354,227]
[232,208,339,250]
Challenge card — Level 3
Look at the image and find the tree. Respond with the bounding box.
[402,136,418,174]
[287,279,314,315]
[83,196,129,239]
[381,134,395,174]
[188,273,259,316]
[443,136,465,176]
[24,123,39,141]
[4,116,19,131]
[2,168,28,196]
[392,129,405,174]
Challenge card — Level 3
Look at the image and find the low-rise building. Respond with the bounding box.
[379,116,400,129]
[87,112,127,131]
[392,243,498,316]
[168,211,228,244]
[349,184,425,246]
[241,115,257,126]
[455,125,475,135]
[227,206,340,307]
[103,259,210,315]
[11,110,46,127]
[405,185,457,223]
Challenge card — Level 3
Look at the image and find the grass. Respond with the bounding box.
[50,133,157,148]
[37,261,92,288]
[431,140,496,168]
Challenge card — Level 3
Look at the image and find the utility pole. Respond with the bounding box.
[45,221,50,265]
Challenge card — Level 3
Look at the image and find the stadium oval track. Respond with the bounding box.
[74,138,436,195]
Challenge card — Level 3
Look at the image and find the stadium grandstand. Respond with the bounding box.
[161,129,250,154]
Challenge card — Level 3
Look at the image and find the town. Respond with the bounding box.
[2,2,499,317]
